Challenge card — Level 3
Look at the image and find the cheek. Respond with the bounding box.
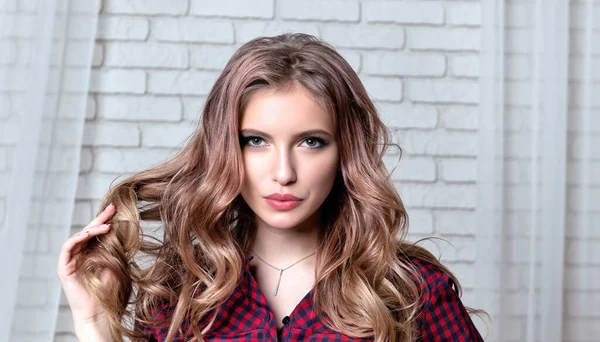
[307,151,339,188]
[241,154,263,190]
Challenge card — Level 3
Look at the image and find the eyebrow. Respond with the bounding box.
[239,128,334,140]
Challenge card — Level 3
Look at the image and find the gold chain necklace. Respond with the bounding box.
[252,251,316,296]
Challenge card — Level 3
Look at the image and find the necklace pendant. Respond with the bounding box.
[273,269,283,296]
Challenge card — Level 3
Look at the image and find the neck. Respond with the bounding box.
[251,216,319,267]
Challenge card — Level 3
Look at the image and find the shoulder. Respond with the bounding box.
[402,256,484,342]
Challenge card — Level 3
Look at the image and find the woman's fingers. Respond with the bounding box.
[57,224,111,277]
[84,203,115,230]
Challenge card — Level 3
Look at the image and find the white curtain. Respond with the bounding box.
[475,1,598,341]
[0,0,99,341]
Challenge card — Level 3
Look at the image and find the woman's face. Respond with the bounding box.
[239,85,339,231]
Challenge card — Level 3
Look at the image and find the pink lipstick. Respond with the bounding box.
[264,193,303,210]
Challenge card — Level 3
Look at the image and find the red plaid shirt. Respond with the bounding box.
[139,256,483,341]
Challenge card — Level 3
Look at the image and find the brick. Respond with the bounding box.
[416,236,475,262]
[375,102,438,129]
[396,183,476,209]
[103,0,187,15]
[506,3,534,29]
[97,95,182,121]
[506,28,534,54]
[568,161,600,186]
[94,148,174,173]
[79,147,93,173]
[566,292,600,317]
[321,24,404,49]
[406,209,434,235]
[76,173,123,200]
[12,307,56,333]
[409,27,480,51]
[280,0,358,22]
[16,281,49,307]
[409,79,479,104]
[364,1,444,25]
[450,55,479,78]
[71,201,93,226]
[0,0,16,11]
[506,55,531,81]
[565,266,600,290]
[0,121,18,144]
[0,148,6,170]
[89,70,146,94]
[361,77,403,101]
[565,238,600,266]
[363,52,446,77]
[148,71,220,95]
[190,45,238,70]
[0,66,25,91]
[385,155,436,182]
[235,21,320,44]
[570,82,600,108]
[439,105,478,130]
[564,318,600,340]
[83,122,140,147]
[568,213,600,238]
[337,49,361,73]
[447,2,481,27]
[92,43,103,67]
[191,0,273,19]
[395,130,477,157]
[152,18,234,43]
[55,308,74,333]
[55,334,78,342]
[27,254,60,279]
[0,198,5,225]
[50,41,95,67]
[182,97,206,121]
[571,4,600,30]
[86,95,97,120]
[440,158,477,183]
[104,42,188,69]
[569,56,600,82]
[140,122,197,148]
[444,262,474,289]
[0,41,16,64]
[0,94,9,118]
[2,14,35,38]
[97,17,149,40]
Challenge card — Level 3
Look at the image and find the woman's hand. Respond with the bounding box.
[57,203,115,332]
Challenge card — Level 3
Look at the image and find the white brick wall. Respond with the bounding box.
[55,0,485,340]
[54,0,599,341]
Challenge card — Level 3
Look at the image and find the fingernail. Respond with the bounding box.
[106,203,114,210]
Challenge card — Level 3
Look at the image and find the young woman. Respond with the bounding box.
[57,33,485,342]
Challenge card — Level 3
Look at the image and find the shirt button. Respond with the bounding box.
[282,316,290,325]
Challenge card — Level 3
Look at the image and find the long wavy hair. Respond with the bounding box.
[78,33,481,342]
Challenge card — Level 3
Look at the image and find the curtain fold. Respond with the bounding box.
[476,1,598,341]
[0,0,99,340]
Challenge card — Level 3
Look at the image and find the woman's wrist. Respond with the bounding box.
[74,313,113,342]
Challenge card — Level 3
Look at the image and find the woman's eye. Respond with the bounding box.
[244,136,266,147]
[301,137,326,148]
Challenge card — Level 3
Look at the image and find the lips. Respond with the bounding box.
[264,193,303,210]
[264,193,302,201]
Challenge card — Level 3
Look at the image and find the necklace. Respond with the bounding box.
[252,251,316,296]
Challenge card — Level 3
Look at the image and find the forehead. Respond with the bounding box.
[239,85,334,133]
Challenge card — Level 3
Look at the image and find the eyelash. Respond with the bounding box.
[241,136,328,149]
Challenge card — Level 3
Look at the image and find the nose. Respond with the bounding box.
[270,147,297,185]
